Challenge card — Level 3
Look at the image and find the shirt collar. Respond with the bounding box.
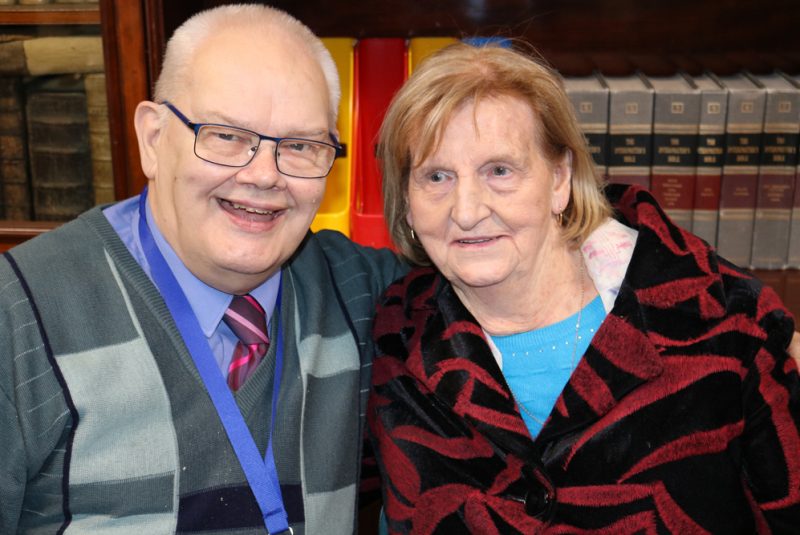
[145,200,281,338]
[579,218,638,314]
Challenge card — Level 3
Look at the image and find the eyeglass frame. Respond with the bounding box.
[160,100,343,179]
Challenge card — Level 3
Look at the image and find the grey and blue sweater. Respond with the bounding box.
[0,206,404,534]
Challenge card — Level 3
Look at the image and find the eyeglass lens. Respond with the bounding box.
[195,124,335,177]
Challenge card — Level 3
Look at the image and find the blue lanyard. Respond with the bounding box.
[137,189,290,534]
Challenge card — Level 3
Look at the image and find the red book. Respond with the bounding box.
[351,38,407,249]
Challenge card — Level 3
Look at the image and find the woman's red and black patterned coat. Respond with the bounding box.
[368,185,800,534]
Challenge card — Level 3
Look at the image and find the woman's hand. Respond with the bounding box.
[790,332,800,368]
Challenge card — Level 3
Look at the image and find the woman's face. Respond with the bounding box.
[406,95,571,295]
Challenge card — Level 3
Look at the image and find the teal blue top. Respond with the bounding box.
[492,295,606,438]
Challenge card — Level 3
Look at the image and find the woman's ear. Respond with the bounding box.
[551,149,573,214]
[134,101,164,180]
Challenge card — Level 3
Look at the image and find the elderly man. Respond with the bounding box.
[0,5,402,534]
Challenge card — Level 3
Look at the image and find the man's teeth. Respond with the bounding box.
[231,202,273,215]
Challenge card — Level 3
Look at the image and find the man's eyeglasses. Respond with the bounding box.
[161,101,342,179]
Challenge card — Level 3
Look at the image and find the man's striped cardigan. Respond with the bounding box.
[0,205,403,534]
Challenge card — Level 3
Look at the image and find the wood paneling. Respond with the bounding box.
[100,0,149,199]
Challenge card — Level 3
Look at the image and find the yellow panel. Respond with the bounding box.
[407,37,457,74]
[313,37,355,235]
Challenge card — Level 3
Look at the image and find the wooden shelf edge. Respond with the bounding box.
[0,4,100,25]
[0,221,60,252]
[753,269,800,322]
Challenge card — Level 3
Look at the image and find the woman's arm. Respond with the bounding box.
[740,290,800,530]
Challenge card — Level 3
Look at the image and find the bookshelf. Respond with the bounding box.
[0,0,147,245]
[144,0,800,324]
[2,0,800,318]
[0,2,797,532]
[0,4,100,25]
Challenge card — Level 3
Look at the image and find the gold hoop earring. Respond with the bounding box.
[555,212,564,226]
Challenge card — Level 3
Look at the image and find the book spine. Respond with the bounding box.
[84,73,114,205]
[24,37,104,76]
[26,81,93,221]
[717,86,766,266]
[650,84,700,231]
[0,40,26,76]
[691,87,728,247]
[751,85,799,268]
[787,143,800,267]
[0,76,31,220]
[565,76,609,180]
[0,37,104,76]
[607,85,654,189]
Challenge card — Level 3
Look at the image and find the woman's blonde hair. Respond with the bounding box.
[379,42,612,265]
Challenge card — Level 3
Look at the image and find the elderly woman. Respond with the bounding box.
[367,43,800,534]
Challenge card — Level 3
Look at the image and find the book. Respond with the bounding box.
[690,73,728,247]
[646,73,701,231]
[749,72,799,268]
[25,75,93,221]
[603,73,654,189]
[84,73,114,205]
[787,74,800,268]
[563,73,610,180]
[407,37,457,74]
[311,37,355,236]
[351,38,406,248]
[0,36,103,76]
[715,73,766,267]
[0,76,31,220]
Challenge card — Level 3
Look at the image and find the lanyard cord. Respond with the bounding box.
[137,189,290,534]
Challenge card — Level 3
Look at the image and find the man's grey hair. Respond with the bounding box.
[153,4,340,124]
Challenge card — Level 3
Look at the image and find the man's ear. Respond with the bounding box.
[134,101,163,180]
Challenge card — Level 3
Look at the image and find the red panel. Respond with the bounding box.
[351,37,406,249]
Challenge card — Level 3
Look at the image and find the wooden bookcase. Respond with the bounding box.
[0,3,99,24]
[1,0,800,319]
[138,0,800,324]
[0,2,798,532]
[0,0,148,241]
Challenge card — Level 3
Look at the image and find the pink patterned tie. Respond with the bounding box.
[223,294,269,391]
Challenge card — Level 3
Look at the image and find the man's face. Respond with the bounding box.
[144,27,330,294]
